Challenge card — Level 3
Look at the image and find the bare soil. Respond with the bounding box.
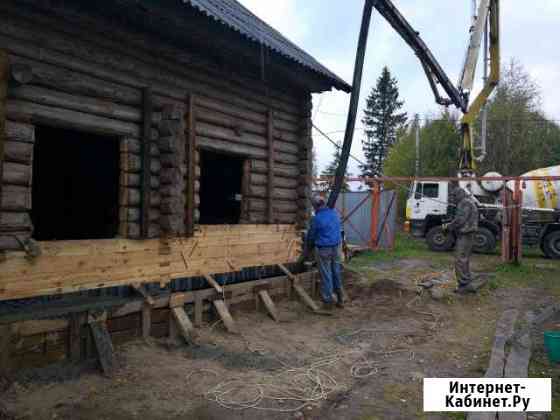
[0,257,557,420]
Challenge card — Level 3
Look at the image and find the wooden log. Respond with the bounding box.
[204,274,223,294]
[0,231,29,250]
[120,188,160,208]
[68,313,83,362]
[123,222,160,239]
[197,136,297,165]
[170,307,197,345]
[212,300,238,334]
[0,4,304,113]
[247,199,298,214]
[0,211,32,231]
[120,173,159,189]
[158,136,180,153]
[4,140,32,164]
[88,318,115,376]
[9,54,145,106]
[251,173,298,189]
[121,138,159,156]
[257,290,279,322]
[250,160,298,179]
[2,161,31,186]
[160,197,185,215]
[1,185,30,211]
[248,185,297,201]
[160,153,184,169]
[0,21,304,125]
[8,85,161,124]
[119,207,161,222]
[159,168,183,186]
[195,122,298,155]
[6,120,34,143]
[194,292,203,327]
[248,212,296,225]
[7,100,159,139]
[121,154,161,174]
[160,215,185,235]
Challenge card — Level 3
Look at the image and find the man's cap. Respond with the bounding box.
[311,195,326,208]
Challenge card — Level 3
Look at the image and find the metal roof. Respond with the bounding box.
[182,0,351,92]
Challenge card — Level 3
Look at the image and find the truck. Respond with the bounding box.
[405,166,560,258]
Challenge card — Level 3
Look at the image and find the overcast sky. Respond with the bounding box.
[238,0,560,175]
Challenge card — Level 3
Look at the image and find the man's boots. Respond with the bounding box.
[335,290,345,308]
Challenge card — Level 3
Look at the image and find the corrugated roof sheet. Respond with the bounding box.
[182,0,351,92]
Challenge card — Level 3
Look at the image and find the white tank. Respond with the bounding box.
[481,171,505,192]
[507,165,560,210]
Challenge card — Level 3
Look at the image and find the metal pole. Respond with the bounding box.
[327,0,375,208]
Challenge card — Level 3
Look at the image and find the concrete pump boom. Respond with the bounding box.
[328,0,500,208]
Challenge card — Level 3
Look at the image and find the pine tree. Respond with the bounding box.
[320,142,351,192]
[361,66,407,177]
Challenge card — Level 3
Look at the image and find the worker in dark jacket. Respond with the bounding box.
[306,195,343,310]
[443,187,479,293]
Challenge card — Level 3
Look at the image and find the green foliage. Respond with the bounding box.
[477,59,560,176]
[361,66,407,177]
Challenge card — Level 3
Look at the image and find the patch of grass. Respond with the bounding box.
[529,343,560,418]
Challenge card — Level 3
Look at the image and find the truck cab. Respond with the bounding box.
[406,181,449,239]
[406,180,500,253]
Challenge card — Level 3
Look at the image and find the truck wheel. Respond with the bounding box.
[542,231,560,259]
[473,227,497,254]
[426,226,455,252]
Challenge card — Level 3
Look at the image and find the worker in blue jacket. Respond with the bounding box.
[306,195,344,310]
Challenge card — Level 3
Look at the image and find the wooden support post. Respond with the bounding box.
[185,94,196,237]
[140,87,153,238]
[0,51,9,228]
[212,300,238,334]
[257,290,279,322]
[370,182,381,250]
[267,110,275,223]
[88,312,115,376]
[204,274,223,294]
[170,307,197,345]
[0,324,13,374]
[278,264,320,312]
[142,303,152,339]
[132,283,155,306]
[68,313,84,362]
[194,292,203,327]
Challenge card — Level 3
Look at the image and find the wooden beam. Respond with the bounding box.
[88,312,115,376]
[140,87,153,238]
[68,313,83,362]
[141,303,151,339]
[0,50,9,234]
[267,110,275,223]
[132,283,155,306]
[212,300,238,334]
[204,274,223,294]
[240,158,250,223]
[257,290,279,322]
[194,292,203,327]
[185,94,196,237]
[278,264,320,312]
[170,306,197,345]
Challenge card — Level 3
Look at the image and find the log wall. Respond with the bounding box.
[0,0,312,248]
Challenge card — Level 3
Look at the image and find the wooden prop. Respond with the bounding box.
[257,290,279,322]
[88,312,115,376]
[203,274,223,294]
[278,264,320,312]
[170,306,197,345]
[212,299,238,334]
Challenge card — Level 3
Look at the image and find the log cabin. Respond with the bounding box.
[0,0,350,370]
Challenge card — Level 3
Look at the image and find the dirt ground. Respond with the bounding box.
[1,248,559,420]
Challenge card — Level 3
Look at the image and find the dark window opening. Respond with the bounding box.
[199,150,244,224]
[31,126,120,240]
